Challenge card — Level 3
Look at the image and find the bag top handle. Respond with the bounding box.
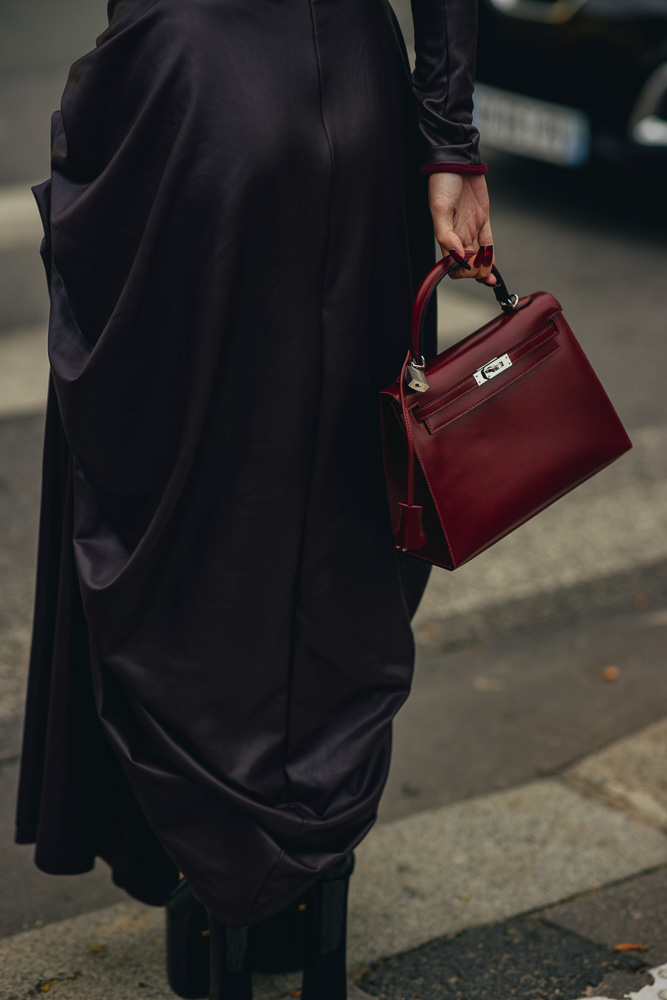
[410,255,519,362]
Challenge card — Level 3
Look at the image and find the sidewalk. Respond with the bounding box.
[1,714,666,1000]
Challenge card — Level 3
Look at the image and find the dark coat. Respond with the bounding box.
[16,0,483,926]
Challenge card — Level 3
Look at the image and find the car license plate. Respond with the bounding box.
[473,84,591,167]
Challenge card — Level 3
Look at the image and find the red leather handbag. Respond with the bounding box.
[380,256,632,570]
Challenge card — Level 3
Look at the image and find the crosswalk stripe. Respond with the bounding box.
[0,182,44,251]
[0,325,49,417]
[0,289,497,421]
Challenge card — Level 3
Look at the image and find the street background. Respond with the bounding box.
[1,2,666,998]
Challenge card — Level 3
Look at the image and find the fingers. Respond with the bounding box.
[434,233,471,281]
[472,244,497,286]
[427,172,496,283]
[435,228,466,263]
[448,248,474,280]
[447,244,497,284]
[473,218,496,285]
[439,238,495,284]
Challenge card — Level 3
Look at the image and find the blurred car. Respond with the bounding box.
[474,0,667,168]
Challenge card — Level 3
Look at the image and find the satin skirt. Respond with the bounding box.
[16,0,435,925]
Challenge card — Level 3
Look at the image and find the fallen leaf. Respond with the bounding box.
[201,929,210,937]
[456,891,471,901]
[613,943,649,952]
[603,666,620,683]
[419,621,440,637]
[289,992,302,998]
[39,981,60,992]
[88,944,108,954]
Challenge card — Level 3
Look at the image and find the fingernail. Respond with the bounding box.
[449,249,471,269]
[473,246,486,267]
[483,245,494,267]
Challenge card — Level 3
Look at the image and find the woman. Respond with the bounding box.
[16,0,493,996]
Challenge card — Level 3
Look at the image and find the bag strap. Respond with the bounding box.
[410,255,518,362]
[394,347,428,551]
[394,256,519,552]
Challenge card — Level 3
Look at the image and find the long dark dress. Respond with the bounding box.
[16,0,484,926]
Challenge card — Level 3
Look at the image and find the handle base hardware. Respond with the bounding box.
[498,292,520,311]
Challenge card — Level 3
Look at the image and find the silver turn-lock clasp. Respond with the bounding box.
[473,353,512,386]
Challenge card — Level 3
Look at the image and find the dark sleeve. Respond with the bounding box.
[410,0,486,175]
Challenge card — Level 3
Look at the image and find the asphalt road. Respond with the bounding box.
[1,0,666,949]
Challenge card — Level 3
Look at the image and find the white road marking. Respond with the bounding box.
[0,181,44,250]
[0,291,496,421]
[581,963,667,1000]
[437,282,498,346]
[0,325,49,416]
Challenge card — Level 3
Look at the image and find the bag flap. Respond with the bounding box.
[380,290,562,410]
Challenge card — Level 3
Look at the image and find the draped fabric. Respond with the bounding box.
[17,0,480,925]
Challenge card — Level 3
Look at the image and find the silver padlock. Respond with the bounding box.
[405,361,429,393]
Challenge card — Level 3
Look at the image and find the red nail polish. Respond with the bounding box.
[483,246,493,267]
[473,246,486,267]
[449,248,466,264]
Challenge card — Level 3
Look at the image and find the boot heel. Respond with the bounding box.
[250,894,308,973]
[301,853,355,1000]
[165,879,209,999]
[208,913,253,1000]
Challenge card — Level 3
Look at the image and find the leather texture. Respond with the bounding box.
[381,257,633,570]
[15,0,484,929]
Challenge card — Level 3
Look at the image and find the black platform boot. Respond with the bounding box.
[300,852,355,1000]
[208,915,253,1000]
[250,893,308,973]
[166,879,210,999]
[166,859,352,1000]
[166,883,308,997]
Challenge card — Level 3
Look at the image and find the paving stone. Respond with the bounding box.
[0,901,300,1000]
[356,918,651,1000]
[4,779,667,999]
[568,719,667,829]
[350,780,667,967]
[538,867,667,957]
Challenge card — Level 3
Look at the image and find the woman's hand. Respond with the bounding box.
[428,172,495,284]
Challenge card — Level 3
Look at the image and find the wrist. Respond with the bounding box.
[420,162,487,176]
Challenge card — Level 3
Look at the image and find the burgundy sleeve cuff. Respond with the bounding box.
[419,162,487,176]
